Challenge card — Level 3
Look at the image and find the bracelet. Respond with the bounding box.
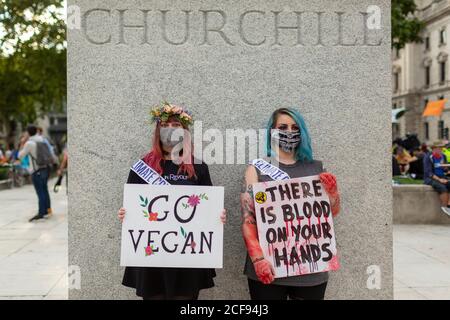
[252,257,264,264]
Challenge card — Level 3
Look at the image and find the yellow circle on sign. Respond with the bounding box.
[255,192,267,204]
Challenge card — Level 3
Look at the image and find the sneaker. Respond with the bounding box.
[442,207,450,217]
[29,214,45,222]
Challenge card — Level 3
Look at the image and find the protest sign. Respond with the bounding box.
[252,175,339,278]
[120,184,224,268]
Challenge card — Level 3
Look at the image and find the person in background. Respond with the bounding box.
[36,126,57,215]
[408,147,425,179]
[442,142,450,162]
[423,141,450,217]
[37,126,57,159]
[17,134,31,175]
[392,154,401,177]
[57,146,68,177]
[421,143,430,154]
[54,145,68,193]
[18,125,57,222]
[394,146,417,175]
[0,145,5,164]
[5,143,14,163]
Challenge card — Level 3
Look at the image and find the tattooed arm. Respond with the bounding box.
[241,165,275,284]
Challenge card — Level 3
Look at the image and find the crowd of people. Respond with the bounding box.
[393,134,450,216]
[0,125,68,222]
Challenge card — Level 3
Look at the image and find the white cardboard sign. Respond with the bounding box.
[120,184,224,268]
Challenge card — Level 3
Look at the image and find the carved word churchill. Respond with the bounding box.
[80,8,383,47]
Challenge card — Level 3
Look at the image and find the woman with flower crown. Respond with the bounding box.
[117,102,226,300]
[240,107,341,300]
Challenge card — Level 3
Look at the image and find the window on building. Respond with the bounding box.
[441,29,447,45]
[425,36,430,50]
[425,122,429,140]
[425,66,431,86]
[439,120,445,139]
[393,123,400,136]
[394,72,399,92]
[440,61,446,83]
[424,99,429,115]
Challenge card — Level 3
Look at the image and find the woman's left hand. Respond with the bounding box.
[220,209,227,224]
[319,172,341,217]
[319,172,338,195]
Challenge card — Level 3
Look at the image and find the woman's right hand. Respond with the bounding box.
[253,258,275,284]
[118,207,126,223]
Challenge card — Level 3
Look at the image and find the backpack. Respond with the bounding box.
[32,141,54,168]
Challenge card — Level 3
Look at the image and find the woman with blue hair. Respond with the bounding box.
[240,107,341,300]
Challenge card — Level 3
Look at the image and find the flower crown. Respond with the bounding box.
[150,101,194,127]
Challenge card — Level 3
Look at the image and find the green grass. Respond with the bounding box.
[393,176,424,185]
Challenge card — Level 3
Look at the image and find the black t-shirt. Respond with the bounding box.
[127,159,213,186]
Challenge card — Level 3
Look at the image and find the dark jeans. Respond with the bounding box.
[429,178,450,194]
[32,168,51,216]
[248,278,327,300]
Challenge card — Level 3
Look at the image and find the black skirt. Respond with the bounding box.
[122,266,216,298]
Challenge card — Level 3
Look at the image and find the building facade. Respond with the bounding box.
[393,0,450,144]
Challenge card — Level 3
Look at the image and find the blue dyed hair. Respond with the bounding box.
[265,108,313,162]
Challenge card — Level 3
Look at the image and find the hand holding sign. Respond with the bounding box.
[319,172,341,217]
[252,175,340,279]
[254,259,275,284]
[319,173,337,195]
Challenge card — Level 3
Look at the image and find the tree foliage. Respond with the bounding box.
[392,0,425,50]
[0,0,66,129]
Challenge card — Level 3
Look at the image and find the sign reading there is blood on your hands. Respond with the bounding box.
[252,175,339,278]
[120,184,224,268]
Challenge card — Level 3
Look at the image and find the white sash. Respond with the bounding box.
[250,158,291,181]
[131,160,170,185]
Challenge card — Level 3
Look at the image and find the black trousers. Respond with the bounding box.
[248,278,327,300]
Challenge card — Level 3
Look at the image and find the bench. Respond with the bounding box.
[393,184,450,224]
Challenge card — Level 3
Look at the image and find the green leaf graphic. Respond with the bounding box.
[180,226,186,238]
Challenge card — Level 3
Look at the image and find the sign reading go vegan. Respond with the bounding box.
[252,175,339,278]
[120,184,224,268]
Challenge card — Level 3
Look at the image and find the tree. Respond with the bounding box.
[0,0,66,134]
[392,0,425,50]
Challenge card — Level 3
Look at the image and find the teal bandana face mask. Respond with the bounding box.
[160,127,184,147]
[271,129,301,153]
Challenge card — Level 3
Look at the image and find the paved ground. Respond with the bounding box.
[394,224,450,300]
[0,178,68,300]
[1,180,449,300]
